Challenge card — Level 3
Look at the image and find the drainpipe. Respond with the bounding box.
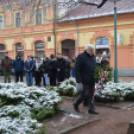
[73,20,79,55]
[53,5,57,55]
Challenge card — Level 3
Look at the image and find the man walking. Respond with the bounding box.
[73,44,99,115]
[1,52,12,83]
[13,55,24,82]
[24,56,34,86]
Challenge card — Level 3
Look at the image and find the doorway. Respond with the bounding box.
[62,39,75,59]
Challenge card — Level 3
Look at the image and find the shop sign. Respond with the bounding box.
[36,48,45,51]
[96,38,109,49]
[17,49,24,52]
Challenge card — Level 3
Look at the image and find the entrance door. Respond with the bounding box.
[62,49,69,56]
[62,39,75,59]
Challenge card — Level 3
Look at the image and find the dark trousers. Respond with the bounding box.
[3,71,11,83]
[58,71,64,82]
[35,71,42,85]
[50,77,56,86]
[75,83,95,111]
[15,71,23,83]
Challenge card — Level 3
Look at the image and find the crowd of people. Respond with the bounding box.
[0,52,76,86]
[0,50,109,87]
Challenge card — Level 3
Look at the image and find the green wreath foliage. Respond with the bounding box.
[94,66,113,83]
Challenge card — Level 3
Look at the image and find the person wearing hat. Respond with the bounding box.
[101,51,109,67]
[48,54,57,86]
[13,55,24,83]
[1,52,12,83]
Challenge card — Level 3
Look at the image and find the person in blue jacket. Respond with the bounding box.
[13,55,24,83]
[24,56,34,86]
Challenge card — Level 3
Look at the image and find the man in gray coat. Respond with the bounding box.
[73,44,99,115]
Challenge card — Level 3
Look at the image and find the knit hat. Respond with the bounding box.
[102,52,107,57]
[50,54,55,59]
[76,83,83,92]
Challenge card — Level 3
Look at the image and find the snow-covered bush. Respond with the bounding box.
[95,81,134,102]
[57,78,79,97]
[0,82,62,134]
[55,78,134,102]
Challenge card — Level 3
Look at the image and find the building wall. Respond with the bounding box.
[56,13,134,69]
[0,3,56,60]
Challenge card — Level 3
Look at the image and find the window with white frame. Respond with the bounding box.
[16,13,20,28]
[36,9,42,25]
[0,16,2,30]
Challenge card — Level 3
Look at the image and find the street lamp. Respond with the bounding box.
[109,0,120,83]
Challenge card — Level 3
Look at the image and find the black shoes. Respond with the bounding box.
[88,110,99,115]
[73,102,80,113]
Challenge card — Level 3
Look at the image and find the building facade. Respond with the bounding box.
[0,0,57,60]
[55,0,134,70]
[0,0,134,71]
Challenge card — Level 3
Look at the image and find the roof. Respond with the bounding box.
[56,0,134,22]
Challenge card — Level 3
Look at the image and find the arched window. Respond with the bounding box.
[16,43,24,60]
[35,41,45,57]
[96,37,109,49]
[0,44,5,59]
[96,37,109,58]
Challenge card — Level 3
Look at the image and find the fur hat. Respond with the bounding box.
[102,52,107,57]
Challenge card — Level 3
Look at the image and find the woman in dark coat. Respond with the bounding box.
[64,56,70,79]
[48,54,57,86]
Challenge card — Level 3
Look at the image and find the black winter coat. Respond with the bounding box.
[42,59,50,73]
[101,60,109,67]
[48,61,57,78]
[56,58,65,72]
[75,51,96,84]
[64,61,70,79]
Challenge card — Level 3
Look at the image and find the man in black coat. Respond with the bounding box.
[56,53,65,82]
[48,54,57,86]
[73,44,99,115]
[42,56,50,86]
[64,56,70,79]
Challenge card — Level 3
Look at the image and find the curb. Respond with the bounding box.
[61,96,75,101]
[121,103,134,110]
[55,118,100,134]
[95,102,121,109]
